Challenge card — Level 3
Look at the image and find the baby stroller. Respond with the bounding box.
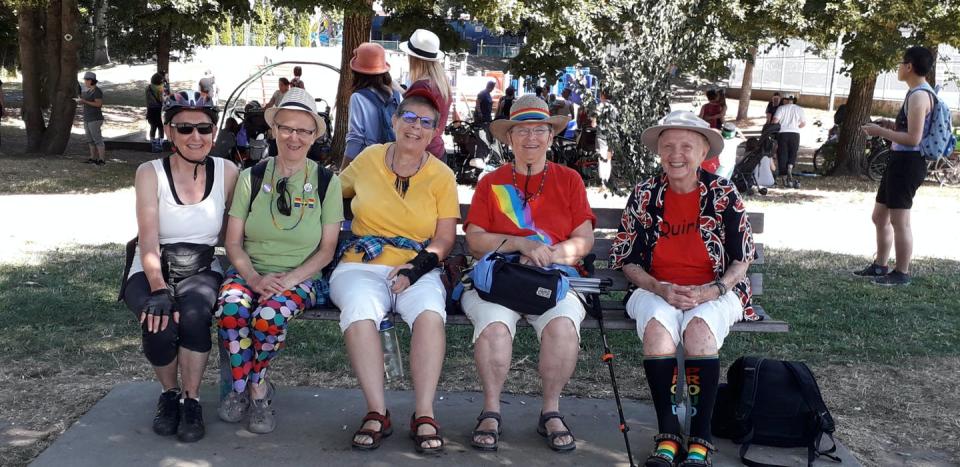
[732,123,779,196]
[233,101,271,168]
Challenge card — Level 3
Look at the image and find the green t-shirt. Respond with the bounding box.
[229,158,344,274]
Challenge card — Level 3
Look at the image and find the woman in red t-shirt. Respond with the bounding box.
[462,94,596,453]
[609,110,755,467]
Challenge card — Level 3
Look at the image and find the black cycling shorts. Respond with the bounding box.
[876,151,927,209]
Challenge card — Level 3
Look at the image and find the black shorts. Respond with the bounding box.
[876,151,927,209]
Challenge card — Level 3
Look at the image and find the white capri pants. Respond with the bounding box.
[329,262,447,332]
[460,288,586,343]
[625,288,743,349]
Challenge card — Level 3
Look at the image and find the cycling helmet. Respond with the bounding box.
[163,90,218,124]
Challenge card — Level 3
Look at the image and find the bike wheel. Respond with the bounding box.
[866,150,890,181]
[934,154,960,187]
[813,141,837,175]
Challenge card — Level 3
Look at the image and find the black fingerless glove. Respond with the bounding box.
[398,250,440,285]
[143,288,175,318]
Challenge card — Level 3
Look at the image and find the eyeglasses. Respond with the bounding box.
[171,122,215,135]
[398,111,437,129]
[276,124,317,137]
[510,126,551,138]
[275,177,292,216]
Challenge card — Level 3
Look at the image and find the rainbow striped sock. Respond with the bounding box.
[655,439,680,461]
[687,442,709,461]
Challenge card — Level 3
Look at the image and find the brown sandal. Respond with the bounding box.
[409,414,444,454]
[351,410,392,450]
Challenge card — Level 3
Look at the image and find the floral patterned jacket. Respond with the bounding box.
[609,170,759,320]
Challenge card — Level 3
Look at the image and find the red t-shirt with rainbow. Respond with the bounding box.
[465,163,596,246]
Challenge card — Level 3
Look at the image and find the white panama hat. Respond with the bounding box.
[399,29,445,62]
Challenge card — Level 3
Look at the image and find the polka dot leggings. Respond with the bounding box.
[215,268,324,394]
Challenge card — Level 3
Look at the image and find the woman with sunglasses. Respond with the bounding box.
[121,91,238,442]
[330,80,459,453]
[216,87,344,434]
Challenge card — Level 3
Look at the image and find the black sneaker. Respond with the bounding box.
[84,158,96,164]
[177,397,205,442]
[874,270,911,286]
[95,159,106,166]
[153,388,181,436]
[853,263,889,277]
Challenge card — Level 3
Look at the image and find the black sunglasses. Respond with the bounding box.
[398,111,437,130]
[275,177,292,216]
[171,122,215,135]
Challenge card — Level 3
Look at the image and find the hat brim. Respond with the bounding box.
[265,107,327,139]
[399,42,444,62]
[490,116,570,144]
[640,125,724,159]
[349,57,390,75]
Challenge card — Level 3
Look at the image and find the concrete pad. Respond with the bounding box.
[31,382,860,467]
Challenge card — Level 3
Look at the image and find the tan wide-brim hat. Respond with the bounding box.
[264,87,327,137]
[640,110,724,158]
[490,94,570,143]
[399,29,445,62]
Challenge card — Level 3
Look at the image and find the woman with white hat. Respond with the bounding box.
[215,87,344,434]
[462,94,596,453]
[342,42,403,169]
[400,29,452,160]
[609,110,756,467]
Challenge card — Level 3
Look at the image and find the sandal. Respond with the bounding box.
[409,414,444,454]
[536,411,576,452]
[351,410,392,450]
[677,437,716,467]
[645,433,685,467]
[470,411,502,451]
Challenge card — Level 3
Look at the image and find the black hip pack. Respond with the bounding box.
[118,238,215,300]
[712,356,841,467]
[469,252,571,315]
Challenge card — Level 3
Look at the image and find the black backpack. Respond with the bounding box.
[712,356,841,467]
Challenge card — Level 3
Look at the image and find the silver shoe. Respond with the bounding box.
[247,379,277,433]
[217,389,250,423]
[247,398,276,434]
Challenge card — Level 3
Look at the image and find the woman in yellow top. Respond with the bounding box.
[331,81,459,454]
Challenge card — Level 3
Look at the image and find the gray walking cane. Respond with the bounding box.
[571,276,636,467]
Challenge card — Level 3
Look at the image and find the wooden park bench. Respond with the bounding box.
[297,203,787,334]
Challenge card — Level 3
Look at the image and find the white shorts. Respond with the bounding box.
[329,262,447,333]
[460,288,586,343]
[625,288,742,349]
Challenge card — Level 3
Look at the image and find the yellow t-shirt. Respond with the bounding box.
[340,144,460,266]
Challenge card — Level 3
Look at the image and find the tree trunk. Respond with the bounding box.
[157,24,172,76]
[331,4,373,166]
[93,0,110,66]
[45,0,63,110]
[736,46,756,121]
[18,5,46,153]
[45,0,81,155]
[835,73,878,175]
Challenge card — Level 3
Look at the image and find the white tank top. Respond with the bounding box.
[129,157,226,277]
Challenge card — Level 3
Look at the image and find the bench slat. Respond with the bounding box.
[589,207,764,235]
[300,305,787,333]
[591,269,763,296]
[587,240,764,266]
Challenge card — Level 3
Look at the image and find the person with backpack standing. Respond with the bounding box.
[855,46,938,286]
[401,29,452,160]
[146,73,165,152]
[341,42,402,170]
[290,66,305,89]
[495,86,516,120]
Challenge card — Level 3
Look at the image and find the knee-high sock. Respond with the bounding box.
[685,355,720,444]
[643,356,682,435]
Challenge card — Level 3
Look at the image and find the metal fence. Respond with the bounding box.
[728,40,960,110]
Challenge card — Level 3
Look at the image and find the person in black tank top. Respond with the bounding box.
[854,46,935,286]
